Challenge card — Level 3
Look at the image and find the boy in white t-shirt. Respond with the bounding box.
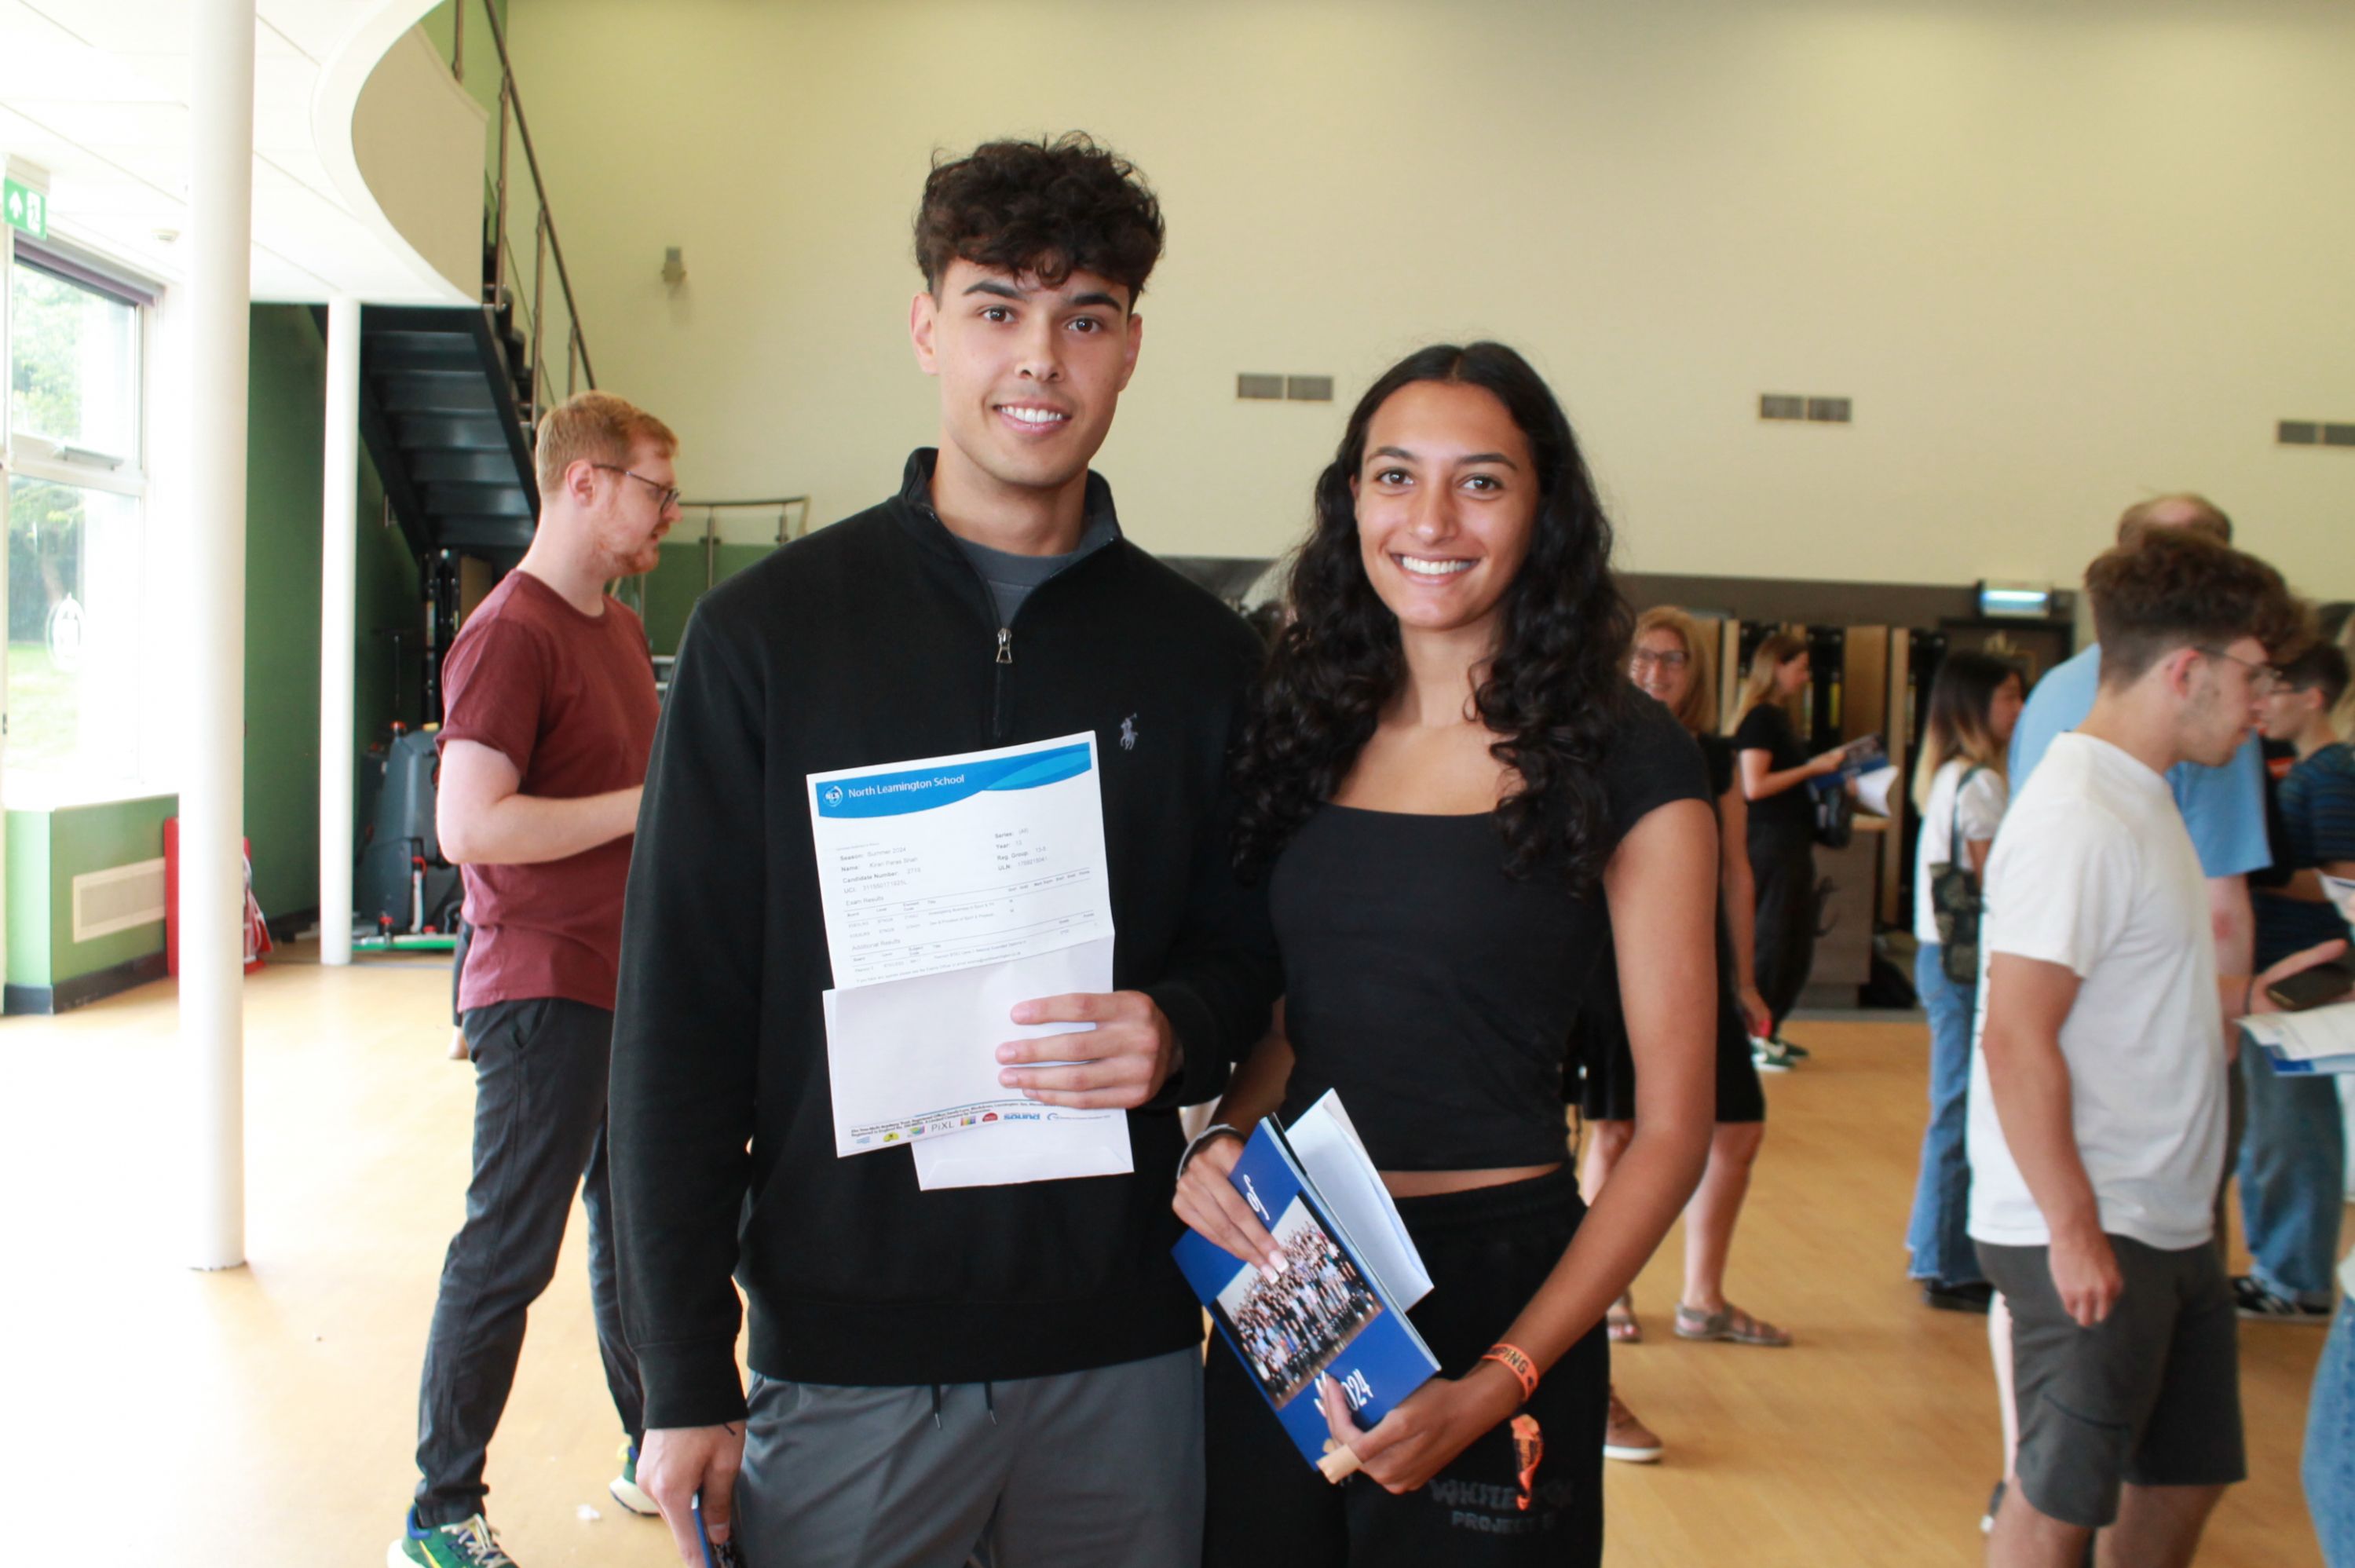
[1969,531,2339,1567]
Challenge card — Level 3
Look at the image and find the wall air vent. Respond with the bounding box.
[2279,421,2320,445]
[72,857,168,942]
[1760,394,1805,421]
[2326,423,2355,448]
[1285,375,1333,403]
[1236,374,1284,400]
[1805,397,1852,423]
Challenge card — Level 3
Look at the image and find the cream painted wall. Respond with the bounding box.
[507,0,2355,599]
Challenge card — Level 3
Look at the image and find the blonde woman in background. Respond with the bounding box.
[1578,607,1789,1464]
[1903,652,2024,1314]
[1732,632,1852,1050]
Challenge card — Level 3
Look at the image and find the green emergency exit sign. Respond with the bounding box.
[4,177,46,240]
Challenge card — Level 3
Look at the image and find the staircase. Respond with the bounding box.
[342,0,593,722]
[354,302,539,568]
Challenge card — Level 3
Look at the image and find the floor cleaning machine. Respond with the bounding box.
[353,722,463,953]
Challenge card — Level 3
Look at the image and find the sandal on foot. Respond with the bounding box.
[1607,1291,1641,1343]
[1673,1303,1791,1346]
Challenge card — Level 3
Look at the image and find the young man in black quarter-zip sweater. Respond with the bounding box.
[609,133,1280,1568]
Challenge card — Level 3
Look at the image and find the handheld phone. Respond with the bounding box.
[693,1493,742,1568]
[2265,960,2355,1014]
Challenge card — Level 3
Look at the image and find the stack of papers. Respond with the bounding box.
[2243,1000,2355,1076]
[807,733,1132,1188]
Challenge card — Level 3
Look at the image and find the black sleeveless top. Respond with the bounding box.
[1269,693,1713,1170]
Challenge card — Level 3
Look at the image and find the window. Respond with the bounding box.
[5,251,148,803]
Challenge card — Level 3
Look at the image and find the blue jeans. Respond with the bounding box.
[2307,1297,2355,1567]
[1907,943,1983,1285]
[2236,1045,2346,1301]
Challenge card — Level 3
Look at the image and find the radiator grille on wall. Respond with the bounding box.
[72,857,168,942]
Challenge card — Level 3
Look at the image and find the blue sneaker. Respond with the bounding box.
[388,1509,517,1566]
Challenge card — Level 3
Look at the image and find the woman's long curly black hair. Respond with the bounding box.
[1232,342,1634,890]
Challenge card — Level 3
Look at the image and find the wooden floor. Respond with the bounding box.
[0,947,2331,1565]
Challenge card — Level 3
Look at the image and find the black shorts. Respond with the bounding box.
[1573,974,1763,1126]
[1204,1167,1607,1567]
[1977,1235,2245,1530]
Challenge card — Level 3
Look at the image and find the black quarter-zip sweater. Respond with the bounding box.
[609,451,1282,1427]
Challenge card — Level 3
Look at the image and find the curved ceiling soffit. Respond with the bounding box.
[309,0,473,305]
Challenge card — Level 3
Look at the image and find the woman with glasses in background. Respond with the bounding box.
[1578,607,1790,1466]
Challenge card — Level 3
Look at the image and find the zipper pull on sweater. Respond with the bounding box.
[995,627,1013,665]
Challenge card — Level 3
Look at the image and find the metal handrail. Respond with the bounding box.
[671,497,814,594]
[477,1,594,393]
[439,0,594,426]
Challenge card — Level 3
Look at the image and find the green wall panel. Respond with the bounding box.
[5,810,52,986]
[243,305,327,924]
[241,305,423,929]
[638,542,774,656]
[46,795,174,983]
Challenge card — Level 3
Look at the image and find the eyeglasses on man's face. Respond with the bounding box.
[2199,646,2283,697]
[593,462,682,513]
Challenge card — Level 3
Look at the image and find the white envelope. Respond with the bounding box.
[912,1109,1135,1189]
[824,936,1123,1156]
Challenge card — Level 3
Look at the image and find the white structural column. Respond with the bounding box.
[319,296,360,967]
[184,0,255,1270]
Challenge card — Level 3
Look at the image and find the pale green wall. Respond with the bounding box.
[507,0,2355,602]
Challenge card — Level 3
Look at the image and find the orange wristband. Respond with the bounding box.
[1481,1342,1539,1402]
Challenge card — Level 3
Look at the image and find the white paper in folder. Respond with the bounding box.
[1284,1091,1432,1308]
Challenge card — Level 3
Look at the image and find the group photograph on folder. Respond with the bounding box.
[1174,1099,1440,1471]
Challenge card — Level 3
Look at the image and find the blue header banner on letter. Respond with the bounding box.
[814,741,1091,819]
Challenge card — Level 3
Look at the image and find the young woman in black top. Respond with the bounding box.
[1172,343,1717,1566]
[1577,606,1788,1466]
[1731,632,1850,1031]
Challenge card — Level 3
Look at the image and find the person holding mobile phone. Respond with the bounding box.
[1969,530,2340,1566]
[2236,640,2355,1324]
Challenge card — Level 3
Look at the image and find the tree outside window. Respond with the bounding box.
[6,256,144,802]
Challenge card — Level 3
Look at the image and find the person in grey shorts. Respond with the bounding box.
[606,133,1279,1568]
[1967,528,2337,1567]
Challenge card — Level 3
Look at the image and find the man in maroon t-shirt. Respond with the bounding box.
[394,392,678,1568]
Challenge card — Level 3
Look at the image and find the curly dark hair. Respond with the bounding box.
[2086,528,2305,687]
[1231,342,1634,890]
[913,132,1165,302]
